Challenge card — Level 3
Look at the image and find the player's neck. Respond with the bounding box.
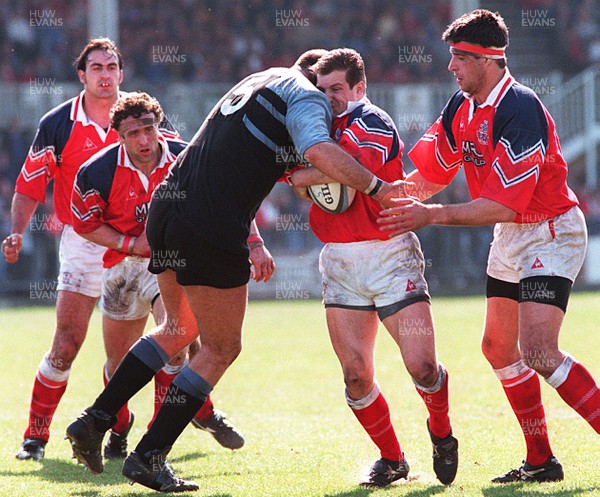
[82,92,118,129]
[472,68,506,105]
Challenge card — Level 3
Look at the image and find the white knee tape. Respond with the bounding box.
[545,355,574,389]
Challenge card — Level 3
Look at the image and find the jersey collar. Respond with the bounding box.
[337,97,370,118]
[70,90,126,141]
[464,69,514,109]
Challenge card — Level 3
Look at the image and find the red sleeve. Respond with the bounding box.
[14,125,58,202]
[71,166,106,234]
[408,117,462,185]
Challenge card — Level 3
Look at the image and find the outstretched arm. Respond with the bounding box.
[378,196,517,237]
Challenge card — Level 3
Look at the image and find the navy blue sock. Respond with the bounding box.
[92,336,168,431]
[136,367,213,460]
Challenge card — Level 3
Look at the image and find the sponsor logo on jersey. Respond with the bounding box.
[406,279,417,292]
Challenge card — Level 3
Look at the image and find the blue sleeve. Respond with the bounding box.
[285,89,333,157]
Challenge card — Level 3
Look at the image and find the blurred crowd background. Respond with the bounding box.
[1,0,599,298]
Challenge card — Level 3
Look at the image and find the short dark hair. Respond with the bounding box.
[110,92,163,133]
[75,38,123,72]
[314,48,366,89]
[443,10,508,68]
[293,49,329,84]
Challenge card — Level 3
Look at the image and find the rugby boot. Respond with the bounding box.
[492,456,564,483]
[191,409,244,450]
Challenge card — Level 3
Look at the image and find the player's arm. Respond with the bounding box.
[248,219,275,283]
[378,196,516,237]
[1,192,40,263]
[287,93,400,208]
[304,142,401,208]
[403,170,447,201]
[290,166,334,187]
[80,224,150,257]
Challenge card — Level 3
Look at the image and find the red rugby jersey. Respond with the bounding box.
[15,91,181,227]
[71,134,187,268]
[309,98,405,243]
[15,92,121,225]
[408,71,578,223]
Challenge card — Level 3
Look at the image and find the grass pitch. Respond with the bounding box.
[0,294,599,496]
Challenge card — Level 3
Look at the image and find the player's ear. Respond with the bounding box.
[355,81,366,98]
[118,69,124,85]
[77,70,86,85]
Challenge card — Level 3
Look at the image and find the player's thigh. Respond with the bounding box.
[518,301,564,357]
[183,283,248,386]
[102,314,148,375]
[150,269,199,356]
[382,301,437,377]
[326,307,379,373]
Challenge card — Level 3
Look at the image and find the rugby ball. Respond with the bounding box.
[307,182,356,214]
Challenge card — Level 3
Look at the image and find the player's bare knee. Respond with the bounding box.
[481,335,502,363]
[521,345,561,377]
[207,340,242,366]
[50,330,85,366]
[407,360,438,388]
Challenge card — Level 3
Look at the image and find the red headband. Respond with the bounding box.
[450,42,506,59]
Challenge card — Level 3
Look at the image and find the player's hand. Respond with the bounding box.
[1,233,23,263]
[372,180,416,208]
[249,243,275,282]
[377,197,432,236]
[292,185,311,202]
[132,231,151,257]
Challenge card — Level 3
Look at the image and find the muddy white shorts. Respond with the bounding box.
[319,232,430,320]
[100,256,159,320]
[487,206,587,283]
[57,225,104,298]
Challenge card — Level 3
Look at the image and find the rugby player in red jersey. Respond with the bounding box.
[2,39,128,461]
[379,9,600,483]
[290,48,458,487]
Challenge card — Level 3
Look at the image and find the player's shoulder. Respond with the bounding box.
[347,100,396,134]
[76,143,119,200]
[495,80,548,133]
[498,81,545,117]
[264,67,327,104]
[37,96,76,131]
[78,142,120,180]
[442,89,466,122]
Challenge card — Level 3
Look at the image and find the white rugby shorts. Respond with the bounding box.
[319,232,430,311]
[487,206,587,283]
[57,224,104,297]
[100,256,159,321]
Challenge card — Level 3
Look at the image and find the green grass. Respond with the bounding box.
[0,294,599,496]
